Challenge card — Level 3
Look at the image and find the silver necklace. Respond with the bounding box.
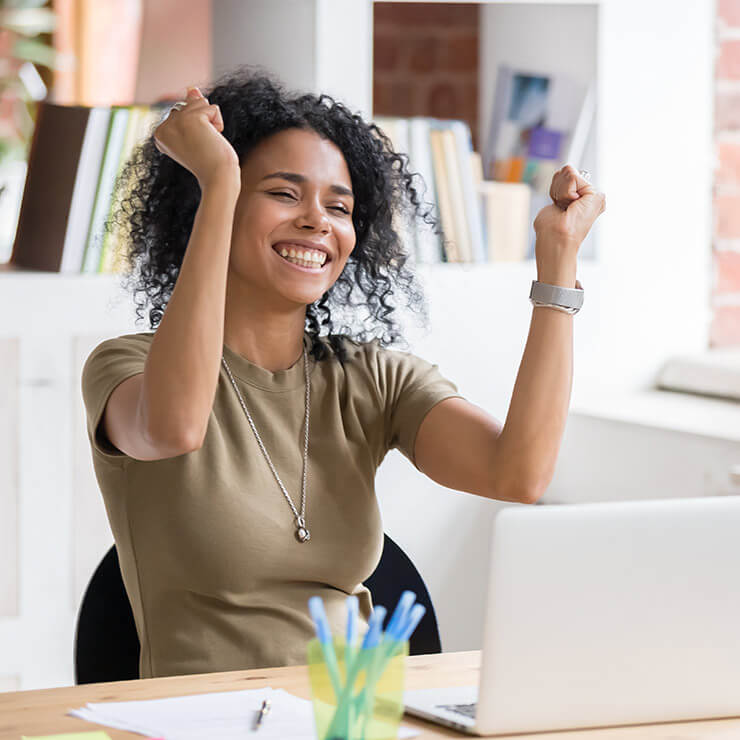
[221,345,311,543]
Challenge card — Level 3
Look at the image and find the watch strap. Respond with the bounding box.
[529,280,584,312]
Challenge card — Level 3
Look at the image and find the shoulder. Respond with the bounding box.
[81,331,154,399]
[320,334,405,374]
[341,335,433,372]
[323,335,448,395]
[84,331,155,368]
[89,330,155,355]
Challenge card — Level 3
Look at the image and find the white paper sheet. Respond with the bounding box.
[68,686,419,739]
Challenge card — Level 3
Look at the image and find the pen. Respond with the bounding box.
[346,594,359,649]
[345,595,359,740]
[344,595,360,679]
[361,604,387,649]
[384,590,415,642]
[325,604,388,740]
[253,698,271,731]
[397,603,426,645]
[308,596,343,698]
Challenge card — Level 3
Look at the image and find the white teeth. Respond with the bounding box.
[275,245,329,268]
[287,257,319,268]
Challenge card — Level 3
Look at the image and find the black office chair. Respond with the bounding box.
[74,534,442,684]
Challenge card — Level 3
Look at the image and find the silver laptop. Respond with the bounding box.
[404,495,740,735]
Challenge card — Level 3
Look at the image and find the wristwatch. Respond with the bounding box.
[529,280,584,315]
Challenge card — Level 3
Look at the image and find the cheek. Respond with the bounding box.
[338,221,356,257]
[232,207,286,266]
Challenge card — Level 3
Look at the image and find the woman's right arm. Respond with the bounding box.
[102,87,242,461]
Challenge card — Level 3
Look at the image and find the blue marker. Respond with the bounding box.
[344,596,359,738]
[344,595,360,685]
[398,603,427,643]
[361,605,387,649]
[325,604,386,740]
[346,595,359,648]
[308,596,342,698]
[384,590,416,642]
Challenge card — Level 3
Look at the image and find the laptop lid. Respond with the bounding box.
[475,496,740,735]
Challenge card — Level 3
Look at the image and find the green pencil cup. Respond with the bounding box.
[307,637,409,740]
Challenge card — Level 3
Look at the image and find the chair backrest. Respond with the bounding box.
[74,534,441,684]
[73,545,140,684]
[362,535,442,655]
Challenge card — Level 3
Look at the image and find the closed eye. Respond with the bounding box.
[270,191,351,215]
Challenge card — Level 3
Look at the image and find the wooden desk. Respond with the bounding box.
[1,651,739,739]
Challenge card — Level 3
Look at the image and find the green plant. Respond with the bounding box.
[0,0,57,165]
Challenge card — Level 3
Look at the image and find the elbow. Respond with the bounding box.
[176,425,206,455]
[518,484,546,505]
[519,469,554,504]
[143,418,205,457]
[486,450,553,504]
[492,473,549,505]
[484,479,543,505]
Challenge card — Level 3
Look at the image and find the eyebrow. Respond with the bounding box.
[260,171,354,199]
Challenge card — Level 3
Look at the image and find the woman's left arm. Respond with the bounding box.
[414,166,606,504]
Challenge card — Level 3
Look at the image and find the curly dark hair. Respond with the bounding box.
[108,65,443,363]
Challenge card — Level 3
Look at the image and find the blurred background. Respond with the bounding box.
[0,0,737,691]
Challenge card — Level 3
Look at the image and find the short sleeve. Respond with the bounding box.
[81,332,153,462]
[367,344,464,468]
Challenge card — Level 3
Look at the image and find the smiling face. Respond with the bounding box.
[228,127,356,308]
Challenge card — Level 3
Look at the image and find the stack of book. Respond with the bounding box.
[10,101,166,273]
[375,115,534,264]
[10,101,558,273]
[374,116,482,264]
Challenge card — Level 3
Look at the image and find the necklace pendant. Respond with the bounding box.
[295,516,310,543]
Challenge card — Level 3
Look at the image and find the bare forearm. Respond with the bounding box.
[139,175,240,449]
[494,255,577,502]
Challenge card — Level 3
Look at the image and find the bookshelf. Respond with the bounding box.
[0,0,715,693]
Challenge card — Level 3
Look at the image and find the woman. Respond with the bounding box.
[82,68,605,680]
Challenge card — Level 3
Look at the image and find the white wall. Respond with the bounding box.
[213,0,318,91]
[592,0,713,390]
[212,0,373,118]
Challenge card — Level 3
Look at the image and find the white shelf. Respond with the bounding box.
[0,259,603,339]
[0,271,138,337]
[572,388,740,444]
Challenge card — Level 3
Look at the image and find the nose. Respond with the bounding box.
[294,197,330,233]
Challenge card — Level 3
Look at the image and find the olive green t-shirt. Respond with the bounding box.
[81,331,462,679]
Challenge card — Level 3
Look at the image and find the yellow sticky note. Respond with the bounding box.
[22,733,112,740]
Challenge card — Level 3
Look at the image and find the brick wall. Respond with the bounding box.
[373,2,480,149]
[714,0,740,346]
